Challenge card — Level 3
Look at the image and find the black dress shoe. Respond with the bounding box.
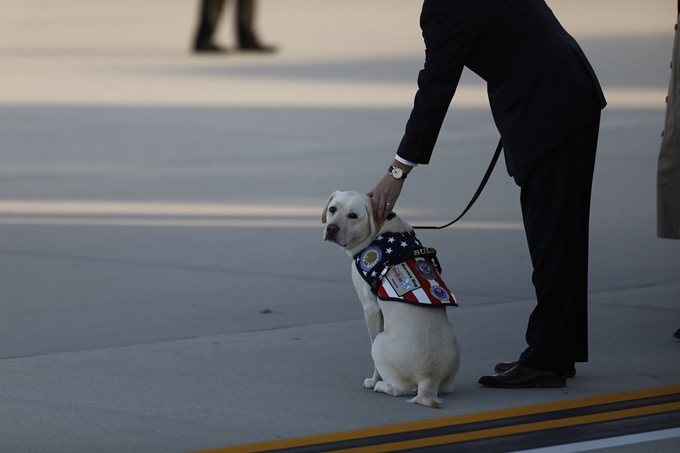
[194,42,229,53]
[239,44,277,53]
[478,365,567,388]
[495,361,576,378]
[239,41,277,53]
[674,328,680,340]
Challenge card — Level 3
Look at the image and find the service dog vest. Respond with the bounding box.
[354,220,457,307]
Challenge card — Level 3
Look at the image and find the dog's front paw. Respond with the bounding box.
[363,377,379,389]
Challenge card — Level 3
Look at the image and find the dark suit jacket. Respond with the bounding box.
[396,0,607,176]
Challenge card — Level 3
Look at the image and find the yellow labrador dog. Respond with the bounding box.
[322,190,460,408]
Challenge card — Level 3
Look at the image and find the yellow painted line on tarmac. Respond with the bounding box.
[335,402,680,453]
[191,385,680,453]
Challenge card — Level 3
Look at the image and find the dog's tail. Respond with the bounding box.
[407,380,443,409]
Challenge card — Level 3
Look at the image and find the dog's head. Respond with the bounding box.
[322,191,378,253]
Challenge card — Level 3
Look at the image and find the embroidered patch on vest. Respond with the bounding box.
[430,285,451,303]
[359,246,382,273]
[415,260,436,280]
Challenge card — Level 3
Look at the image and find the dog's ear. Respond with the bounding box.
[321,191,339,224]
[366,199,380,239]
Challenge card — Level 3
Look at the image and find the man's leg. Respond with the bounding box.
[478,112,601,388]
[515,112,600,374]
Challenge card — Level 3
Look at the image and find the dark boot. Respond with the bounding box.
[194,0,228,53]
[236,0,276,52]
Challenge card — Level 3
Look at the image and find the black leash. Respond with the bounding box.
[413,138,503,230]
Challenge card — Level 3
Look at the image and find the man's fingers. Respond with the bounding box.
[376,200,384,222]
[368,188,384,220]
[369,194,380,219]
[370,174,403,222]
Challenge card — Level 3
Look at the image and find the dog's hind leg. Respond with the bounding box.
[408,380,443,409]
[371,337,416,397]
[373,380,413,397]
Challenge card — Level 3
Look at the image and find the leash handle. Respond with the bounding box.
[413,138,503,230]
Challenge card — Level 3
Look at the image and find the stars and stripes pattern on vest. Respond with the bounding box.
[354,221,457,307]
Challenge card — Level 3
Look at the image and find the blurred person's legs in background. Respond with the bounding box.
[236,0,276,52]
[193,0,276,53]
[194,0,227,52]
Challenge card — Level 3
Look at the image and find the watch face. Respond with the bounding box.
[392,168,403,179]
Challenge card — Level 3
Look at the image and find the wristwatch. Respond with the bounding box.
[388,165,407,180]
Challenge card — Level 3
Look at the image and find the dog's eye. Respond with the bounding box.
[348,213,358,219]
[328,206,337,214]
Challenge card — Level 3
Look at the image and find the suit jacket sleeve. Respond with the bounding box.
[396,1,481,165]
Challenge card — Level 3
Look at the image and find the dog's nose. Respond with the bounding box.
[326,224,339,235]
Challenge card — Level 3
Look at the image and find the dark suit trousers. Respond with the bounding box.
[513,111,601,373]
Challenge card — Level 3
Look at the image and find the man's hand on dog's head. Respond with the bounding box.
[368,174,404,223]
[369,160,412,222]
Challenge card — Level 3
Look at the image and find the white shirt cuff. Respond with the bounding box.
[395,155,417,167]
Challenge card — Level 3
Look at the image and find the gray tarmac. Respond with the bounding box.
[0,1,679,452]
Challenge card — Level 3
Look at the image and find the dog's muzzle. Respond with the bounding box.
[324,223,339,241]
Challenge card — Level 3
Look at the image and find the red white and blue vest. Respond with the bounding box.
[354,221,457,307]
